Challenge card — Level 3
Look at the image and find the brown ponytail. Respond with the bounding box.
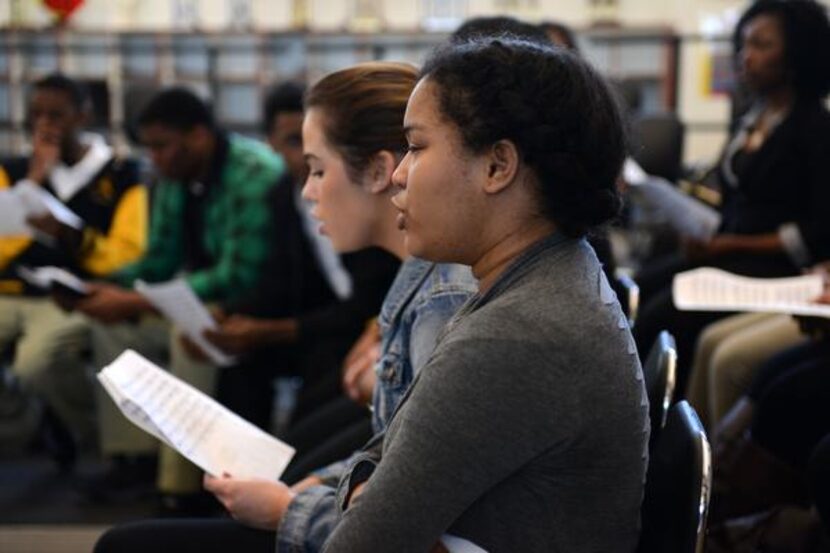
[305,62,418,181]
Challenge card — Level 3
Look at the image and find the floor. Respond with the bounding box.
[0,453,158,553]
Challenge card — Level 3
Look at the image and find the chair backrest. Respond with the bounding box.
[615,273,640,327]
[123,84,160,145]
[631,114,686,183]
[642,331,677,445]
[637,401,712,553]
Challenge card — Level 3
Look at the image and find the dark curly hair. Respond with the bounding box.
[733,0,830,100]
[33,73,89,112]
[262,81,304,134]
[451,16,548,45]
[420,38,625,237]
[137,87,214,131]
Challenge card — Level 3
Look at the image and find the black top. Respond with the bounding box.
[718,99,830,266]
[182,133,229,272]
[230,174,399,372]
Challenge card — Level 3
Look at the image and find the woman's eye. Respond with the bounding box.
[311,170,324,178]
[407,144,422,153]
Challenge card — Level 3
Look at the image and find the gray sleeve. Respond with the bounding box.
[778,222,812,267]
[322,337,580,553]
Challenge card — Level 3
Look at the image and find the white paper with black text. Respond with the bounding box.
[673,268,830,318]
[98,350,295,480]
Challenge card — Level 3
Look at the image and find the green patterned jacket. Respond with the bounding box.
[115,133,284,303]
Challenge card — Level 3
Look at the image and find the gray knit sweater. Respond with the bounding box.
[322,234,650,553]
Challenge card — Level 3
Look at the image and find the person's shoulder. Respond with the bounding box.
[474,239,612,329]
[792,99,830,131]
[228,133,285,175]
[0,156,29,182]
[222,135,285,199]
[104,156,143,188]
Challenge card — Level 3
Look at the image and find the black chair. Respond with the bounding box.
[642,330,677,447]
[615,273,640,328]
[631,114,686,183]
[638,401,712,553]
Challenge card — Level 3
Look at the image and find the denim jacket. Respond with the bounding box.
[276,257,477,552]
[371,257,477,432]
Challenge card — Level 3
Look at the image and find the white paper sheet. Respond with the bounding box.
[15,180,84,230]
[0,188,33,236]
[17,265,90,295]
[623,158,649,186]
[0,180,85,237]
[135,279,235,367]
[628,176,722,241]
[673,268,830,318]
[440,535,489,553]
[98,350,295,480]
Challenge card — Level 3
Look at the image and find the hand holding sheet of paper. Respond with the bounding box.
[16,180,84,229]
[0,180,84,237]
[98,350,295,480]
[135,279,236,367]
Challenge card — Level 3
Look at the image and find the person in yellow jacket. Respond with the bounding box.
[0,73,147,466]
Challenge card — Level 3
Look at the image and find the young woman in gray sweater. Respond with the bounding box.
[320,38,650,552]
[96,38,649,553]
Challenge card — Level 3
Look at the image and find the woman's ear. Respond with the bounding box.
[365,150,398,194]
[483,139,520,195]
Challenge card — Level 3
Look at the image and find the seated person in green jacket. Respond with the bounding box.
[73,87,285,504]
[0,73,147,467]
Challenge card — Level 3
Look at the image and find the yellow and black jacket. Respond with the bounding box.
[0,155,148,295]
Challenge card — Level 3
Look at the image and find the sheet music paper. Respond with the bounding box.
[135,279,235,367]
[673,268,830,318]
[98,350,295,480]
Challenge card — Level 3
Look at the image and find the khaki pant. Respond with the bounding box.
[0,295,93,446]
[92,315,218,494]
[687,313,804,429]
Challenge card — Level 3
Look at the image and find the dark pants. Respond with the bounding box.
[281,396,371,484]
[95,518,274,553]
[749,340,830,468]
[808,433,830,532]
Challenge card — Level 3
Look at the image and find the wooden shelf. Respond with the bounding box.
[0,27,682,155]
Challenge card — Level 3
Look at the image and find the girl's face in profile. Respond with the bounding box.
[302,108,376,252]
[392,78,486,265]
